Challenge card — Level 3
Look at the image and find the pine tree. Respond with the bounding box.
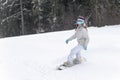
[21,0,35,34]
[0,0,120,38]
[32,0,53,33]
[91,0,120,26]
[0,0,34,37]
[0,0,21,37]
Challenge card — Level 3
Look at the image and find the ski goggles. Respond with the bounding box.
[76,19,84,25]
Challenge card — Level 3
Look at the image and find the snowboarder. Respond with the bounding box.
[63,16,89,67]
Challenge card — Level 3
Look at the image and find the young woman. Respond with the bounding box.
[63,16,89,67]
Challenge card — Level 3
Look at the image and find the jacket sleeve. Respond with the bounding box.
[84,36,89,49]
[68,32,76,41]
[83,31,89,50]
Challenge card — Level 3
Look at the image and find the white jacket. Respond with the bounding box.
[68,25,89,50]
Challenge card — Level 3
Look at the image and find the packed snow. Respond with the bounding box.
[0,25,120,80]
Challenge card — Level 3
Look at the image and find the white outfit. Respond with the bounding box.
[67,25,89,63]
[68,45,83,63]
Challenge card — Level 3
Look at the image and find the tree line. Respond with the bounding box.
[0,0,120,37]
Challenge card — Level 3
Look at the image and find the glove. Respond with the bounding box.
[83,45,87,50]
[65,39,69,44]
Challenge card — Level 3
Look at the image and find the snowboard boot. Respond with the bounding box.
[73,58,82,64]
[73,57,87,64]
[63,61,74,67]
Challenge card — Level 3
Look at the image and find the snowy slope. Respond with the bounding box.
[0,25,120,80]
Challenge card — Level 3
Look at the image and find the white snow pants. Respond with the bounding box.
[67,44,83,63]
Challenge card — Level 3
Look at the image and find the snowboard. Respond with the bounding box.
[57,57,87,70]
[57,64,67,70]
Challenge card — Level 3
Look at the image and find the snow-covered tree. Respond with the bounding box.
[32,0,53,33]
[0,0,20,37]
[0,0,34,37]
[0,0,120,38]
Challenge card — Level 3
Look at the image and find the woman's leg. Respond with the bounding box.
[76,45,83,60]
[67,45,81,63]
